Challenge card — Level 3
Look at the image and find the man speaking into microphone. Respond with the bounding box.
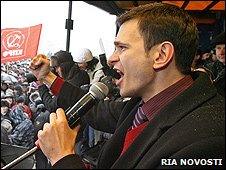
[30,3,224,169]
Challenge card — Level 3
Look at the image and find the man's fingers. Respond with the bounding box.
[43,122,51,131]
[49,112,57,125]
[56,108,67,122]
[37,129,43,139]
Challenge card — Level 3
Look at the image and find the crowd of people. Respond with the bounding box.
[1,59,46,168]
[1,2,225,169]
[1,59,38,147]
[1,49,117,168]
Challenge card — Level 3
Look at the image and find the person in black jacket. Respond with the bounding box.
[208,31,225,97]
[30,3,225,169]
[37,50,90,113]
[50,50,90,87]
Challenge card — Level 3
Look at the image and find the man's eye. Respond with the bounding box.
[117,46,126,52]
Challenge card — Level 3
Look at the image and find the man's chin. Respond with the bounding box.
[120,90,134,98]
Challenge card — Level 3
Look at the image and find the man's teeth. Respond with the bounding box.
[116,70,123,76]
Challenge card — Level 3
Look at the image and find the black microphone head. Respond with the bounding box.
[89,82,109,100]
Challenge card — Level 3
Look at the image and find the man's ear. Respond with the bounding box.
[152,41,174,70]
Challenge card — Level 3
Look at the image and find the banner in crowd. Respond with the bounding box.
[1,24,42,63]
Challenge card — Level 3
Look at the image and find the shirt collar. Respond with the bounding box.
[141,75,194,121]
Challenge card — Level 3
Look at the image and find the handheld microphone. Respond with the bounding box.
[66,81,109,128]
[2,81,109,169]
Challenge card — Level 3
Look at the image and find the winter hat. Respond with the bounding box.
[4,90,14,98]
[52,50,74,65]
[74,48,93,63]
[212,31,225,46]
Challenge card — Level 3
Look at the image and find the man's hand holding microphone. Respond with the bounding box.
[28,54,109,166]
[29,54,80,165]
[35,108,80,166]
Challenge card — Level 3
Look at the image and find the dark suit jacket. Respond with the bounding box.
[53,72,225,169]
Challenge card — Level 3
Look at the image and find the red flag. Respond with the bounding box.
[1,24,42,63]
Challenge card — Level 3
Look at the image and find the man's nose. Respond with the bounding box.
[108,52,119,68]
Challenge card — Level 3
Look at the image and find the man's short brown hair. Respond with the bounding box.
[116,3,199,74]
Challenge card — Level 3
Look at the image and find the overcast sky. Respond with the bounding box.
[1,1,117,58]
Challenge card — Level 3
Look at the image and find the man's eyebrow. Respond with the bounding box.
[114,41,130,47]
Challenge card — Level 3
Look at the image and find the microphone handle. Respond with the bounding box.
[2,146,38,169]
[66,93,96,128]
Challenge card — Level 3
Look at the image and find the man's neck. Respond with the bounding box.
[142,71,185,102]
